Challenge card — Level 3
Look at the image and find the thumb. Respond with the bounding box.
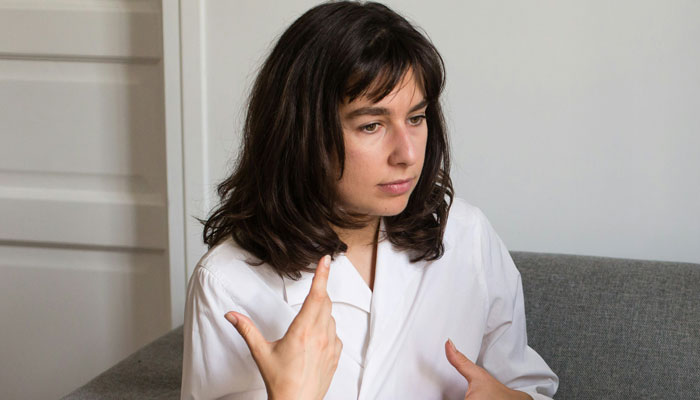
[225,311,269,358]
[445,338,481,382]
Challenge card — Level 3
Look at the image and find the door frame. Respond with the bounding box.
[162,0,210,328]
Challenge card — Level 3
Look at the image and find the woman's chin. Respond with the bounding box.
[377,197,412,217]
[341,194,412,218]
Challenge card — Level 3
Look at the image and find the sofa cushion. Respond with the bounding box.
[514,251,700,400]
[60,326,183,399]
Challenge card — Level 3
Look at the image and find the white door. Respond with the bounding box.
[0,1,172,398]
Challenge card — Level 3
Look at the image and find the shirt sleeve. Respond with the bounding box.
[181,266,266,400]
[474,208,559,399]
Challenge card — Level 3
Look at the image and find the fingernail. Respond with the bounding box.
[323,255,331,268]
[447,338,456,352]
[225,312,238,326]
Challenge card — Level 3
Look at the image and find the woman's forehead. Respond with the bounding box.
[340,78,426,120]
[344,64,426,103]
[343,68,424,106]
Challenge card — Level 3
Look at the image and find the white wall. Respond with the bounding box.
[196,0,699,264]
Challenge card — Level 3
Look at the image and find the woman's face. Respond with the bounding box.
[336,71,428,217]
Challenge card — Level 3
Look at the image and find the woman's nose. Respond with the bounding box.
[388,123,417,166]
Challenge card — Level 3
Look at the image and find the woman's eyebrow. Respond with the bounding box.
[344,99,428,119]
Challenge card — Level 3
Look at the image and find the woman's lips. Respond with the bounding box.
[377,178,414,195]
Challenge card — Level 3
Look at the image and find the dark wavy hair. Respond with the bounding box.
[202,1,453,279]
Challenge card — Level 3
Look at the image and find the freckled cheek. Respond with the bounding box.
[343,148,382,185]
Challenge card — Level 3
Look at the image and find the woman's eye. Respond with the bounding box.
[408,115,426,126]
[361,123,380,133]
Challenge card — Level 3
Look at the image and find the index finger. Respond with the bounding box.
[308,254,331,297]
[287,255,332,332]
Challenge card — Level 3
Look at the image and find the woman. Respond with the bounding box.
[181,2,558,399]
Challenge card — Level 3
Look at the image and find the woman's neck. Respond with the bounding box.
[333,217,380,291]
[334,217,380,251]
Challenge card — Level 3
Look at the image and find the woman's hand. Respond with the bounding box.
[225,255,342,400]
[445,339,533,400]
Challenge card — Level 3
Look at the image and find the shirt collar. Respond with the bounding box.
[282,219,388,314]
[283,254,372,313]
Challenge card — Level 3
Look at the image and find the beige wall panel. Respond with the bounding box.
[0,60,167,250]
[0,60,165,182]
[0,0,170,398]
[0,245,169,399]
[0,0,161,61]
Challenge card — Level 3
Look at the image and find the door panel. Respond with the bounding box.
[0,1,170,398]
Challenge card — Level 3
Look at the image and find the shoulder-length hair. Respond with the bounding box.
[202,1,453,279]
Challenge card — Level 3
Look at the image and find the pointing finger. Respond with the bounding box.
[291,255,332,327]
[309,255,331,298]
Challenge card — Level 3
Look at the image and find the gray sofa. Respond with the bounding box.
[63,252,700,399]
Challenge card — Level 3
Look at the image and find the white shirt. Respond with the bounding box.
[181,198,558,399]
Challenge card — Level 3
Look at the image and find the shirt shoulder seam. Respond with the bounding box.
[193,264,241,307]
